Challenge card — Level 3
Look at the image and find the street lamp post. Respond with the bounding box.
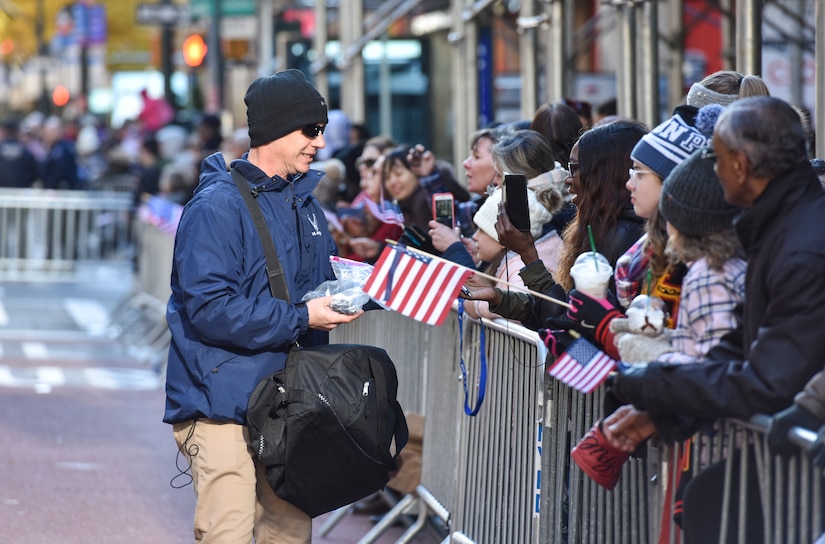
[36,0,50,114]
[161,0,175,108]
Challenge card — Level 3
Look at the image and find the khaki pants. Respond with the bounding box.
[173,419,311,544]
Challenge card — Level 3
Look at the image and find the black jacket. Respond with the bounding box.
[0,138,38,188]
[599,206,645,272]
[613,163,825,431]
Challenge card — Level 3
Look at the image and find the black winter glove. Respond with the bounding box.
[539,319,577,359]
[606,363,649,410]
[567,289,624,349]
[766,403,822,457]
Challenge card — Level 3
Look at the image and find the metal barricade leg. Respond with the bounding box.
[317,489,399,538]
[356,493,418,544]
[317,504,355,537]
[395,485,450,544]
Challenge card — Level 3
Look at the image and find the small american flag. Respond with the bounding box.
[363,244,473,326]
[547,337,618,393]
[362,198,405,226]
[137,196,183,236]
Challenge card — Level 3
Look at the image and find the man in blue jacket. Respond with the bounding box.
[164,69,363,543]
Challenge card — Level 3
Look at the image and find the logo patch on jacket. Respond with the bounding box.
[307,213,322,236]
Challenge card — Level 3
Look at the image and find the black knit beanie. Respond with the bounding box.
[659,148,741,237]
[244,69,328,147]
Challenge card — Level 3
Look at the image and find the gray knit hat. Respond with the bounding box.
[244,69,328,147]
[631,114,708,180]
[659,149,741,237]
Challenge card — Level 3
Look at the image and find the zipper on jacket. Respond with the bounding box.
[290,181,308,266]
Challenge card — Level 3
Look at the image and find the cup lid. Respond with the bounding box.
[573,252,611,272]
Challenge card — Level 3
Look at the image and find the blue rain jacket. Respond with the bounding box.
[164,152,337,424]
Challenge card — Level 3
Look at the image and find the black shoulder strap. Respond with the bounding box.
[230,167,291,303]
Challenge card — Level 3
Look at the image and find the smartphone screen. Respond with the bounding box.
[503,174,530,232]
[432,193,455,228]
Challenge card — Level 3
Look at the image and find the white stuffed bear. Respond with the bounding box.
[609,295,675,363]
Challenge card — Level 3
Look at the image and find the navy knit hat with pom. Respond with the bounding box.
[659,149,741,237]
[694,104,725,138]
[244,69,328,147]
[631,114,708,179]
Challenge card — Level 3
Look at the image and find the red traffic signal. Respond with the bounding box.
[182,34,207,67]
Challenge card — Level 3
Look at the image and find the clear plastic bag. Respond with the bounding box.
[301,256,375,314]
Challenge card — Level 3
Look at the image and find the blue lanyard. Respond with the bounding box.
[458,299,487,416]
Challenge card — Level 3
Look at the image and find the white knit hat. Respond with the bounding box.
[473,187,554,242]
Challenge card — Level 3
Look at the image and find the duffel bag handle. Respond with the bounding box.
[367,356,409,468]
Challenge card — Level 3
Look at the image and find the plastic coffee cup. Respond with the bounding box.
[570,252,613,299]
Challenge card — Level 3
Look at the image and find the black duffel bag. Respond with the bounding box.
[246,343,409,517]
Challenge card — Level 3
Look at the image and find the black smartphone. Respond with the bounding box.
[503,174,530,232]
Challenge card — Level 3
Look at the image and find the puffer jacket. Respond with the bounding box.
[163,152,337,424]
[615,163,825,424]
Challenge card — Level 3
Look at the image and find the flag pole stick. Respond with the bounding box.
[385,240,572,310]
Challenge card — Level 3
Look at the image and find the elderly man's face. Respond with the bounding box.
[710,134,749,207]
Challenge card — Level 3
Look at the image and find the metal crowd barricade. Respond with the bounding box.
[328,308,457,542]
[331,310,824,544]
[448,317,545,544]
[0,187,134,281]
[550,382,658,544]
[123,203,825,543]
[105,210,176,375]
[547,386,825,544]
[733,416,823,544]
[332,310,546,544]
[134,218,175,305]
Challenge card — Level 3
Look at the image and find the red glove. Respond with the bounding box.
[567,289,624,357]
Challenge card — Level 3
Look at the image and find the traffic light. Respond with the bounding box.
[0,38,13,56]
[52,85,70,107]
[182,34,207,67]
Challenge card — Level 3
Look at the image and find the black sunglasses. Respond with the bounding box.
[301,124,326,139]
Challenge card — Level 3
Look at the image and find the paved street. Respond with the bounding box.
[0,265,193,544]
[0,266,439,544]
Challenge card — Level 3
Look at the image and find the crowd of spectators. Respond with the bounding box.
[6,70,822,542]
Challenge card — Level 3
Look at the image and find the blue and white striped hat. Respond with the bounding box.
[630,114,708,180]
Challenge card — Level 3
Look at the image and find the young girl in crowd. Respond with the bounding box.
[462,184,562,322]
[611,113,708,319]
